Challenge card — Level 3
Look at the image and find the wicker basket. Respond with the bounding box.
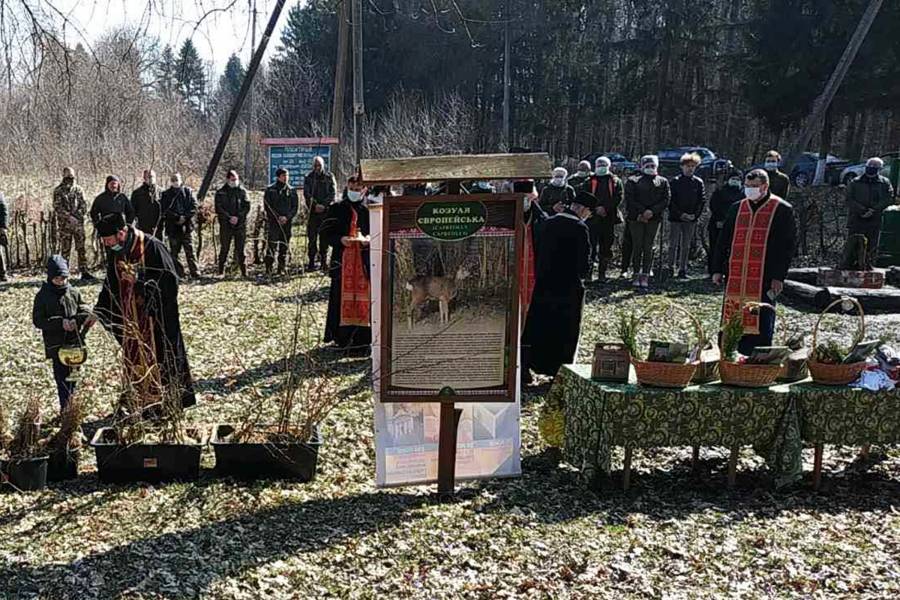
[627,300,704,389]
[633,359,698,388]
[719,360,782,388]
[808,297,867,386]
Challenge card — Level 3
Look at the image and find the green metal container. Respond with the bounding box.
[876,206,900,267]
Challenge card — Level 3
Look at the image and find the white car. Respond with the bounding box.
[840,152,897,186]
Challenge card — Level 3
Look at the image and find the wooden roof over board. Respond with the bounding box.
[359,153,551,184]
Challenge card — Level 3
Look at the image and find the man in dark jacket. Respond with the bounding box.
[214,170,251,277]
[90,175,135,232]
[521,190,594,381]
[713,169,796,355]
[538,167,576,213]
[579,156,624,281]
[668,152,706,278]
[846,157,896,264]
[265,168,300,276]
[707,170,744,275]
[763,150,791,200]
[0,191,8,281]
[131,169,163,238]
[625,155,670,288]
[160,173,199,279]
[303,156,336,272]
[32,255,91,409]
[566,160,593,189]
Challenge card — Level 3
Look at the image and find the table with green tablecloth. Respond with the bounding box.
[542,364,803,489]
[793,382,900,487]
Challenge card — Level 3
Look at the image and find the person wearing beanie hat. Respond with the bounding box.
[624,154,670,288]
[90,174,135,238]
[264,167,300,276]
[93,214,196,410]
[707,169,744,275]
[521,189,592,383]
[538,166,575,214]
[579,156,625,282]
[52,167,94,281]
[32,255,91,410]
[567,160,593,189]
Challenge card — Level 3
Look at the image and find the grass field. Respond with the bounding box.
[2,266,900,599]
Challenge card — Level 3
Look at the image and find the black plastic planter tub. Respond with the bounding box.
[47,448,80,482]
[211,424,321,481]
[1,456,49,491]
[90,427,206,484]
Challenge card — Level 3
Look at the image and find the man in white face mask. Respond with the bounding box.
[214,170,250,277]
[763,150,791,199]
[538,167,575,214]
[567,160,593,189]
[580,156,624,281]
[712,168,796,355]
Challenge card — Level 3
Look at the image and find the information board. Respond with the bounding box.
[267,145,331,188]
[377,194,524,404]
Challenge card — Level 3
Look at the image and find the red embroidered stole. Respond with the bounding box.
[722,196,780,334]
[340,206,371,327]
[520,223,536,315]
[115,230,162,406]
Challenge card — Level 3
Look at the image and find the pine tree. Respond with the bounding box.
[156,45,178,100]
[219,54,245,100]
[175,39,206,111]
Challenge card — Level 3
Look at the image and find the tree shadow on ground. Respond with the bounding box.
[1,488,433,599]
[274,284,331,305]
[469,448,900,527]
[193,346,369,396]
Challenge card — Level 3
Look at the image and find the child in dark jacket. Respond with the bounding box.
[32,255,91,410]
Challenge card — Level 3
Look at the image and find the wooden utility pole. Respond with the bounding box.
[501,1,511,150]
[351,0,365,167]
[197,0,289,203]
[785,0,884,174]
[243,0,257,187]
[331,0,351,183]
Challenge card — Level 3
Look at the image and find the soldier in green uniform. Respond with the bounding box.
[53,167,94,281]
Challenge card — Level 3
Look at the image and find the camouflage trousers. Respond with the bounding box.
[58,225,89,272]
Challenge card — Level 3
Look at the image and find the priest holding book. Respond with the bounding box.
[712,169,797,355]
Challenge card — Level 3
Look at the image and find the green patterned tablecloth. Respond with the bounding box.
[795,382,900,446]
[542,364,803,488]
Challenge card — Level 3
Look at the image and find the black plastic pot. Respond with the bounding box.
[1,456,49,492]
[211,424,321,481]
[47,448,80,482]
[90,427,206,484]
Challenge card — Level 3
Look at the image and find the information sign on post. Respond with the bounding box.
[260,137,339,188]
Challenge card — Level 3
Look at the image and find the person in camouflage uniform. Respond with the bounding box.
[53,167,94,280]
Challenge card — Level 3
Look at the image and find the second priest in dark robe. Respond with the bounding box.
[93,212,196,409]
[522,190,596,380]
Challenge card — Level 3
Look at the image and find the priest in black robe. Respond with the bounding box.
[91,212,196,410]
[521,190,595,382]
[321,176,372,350]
